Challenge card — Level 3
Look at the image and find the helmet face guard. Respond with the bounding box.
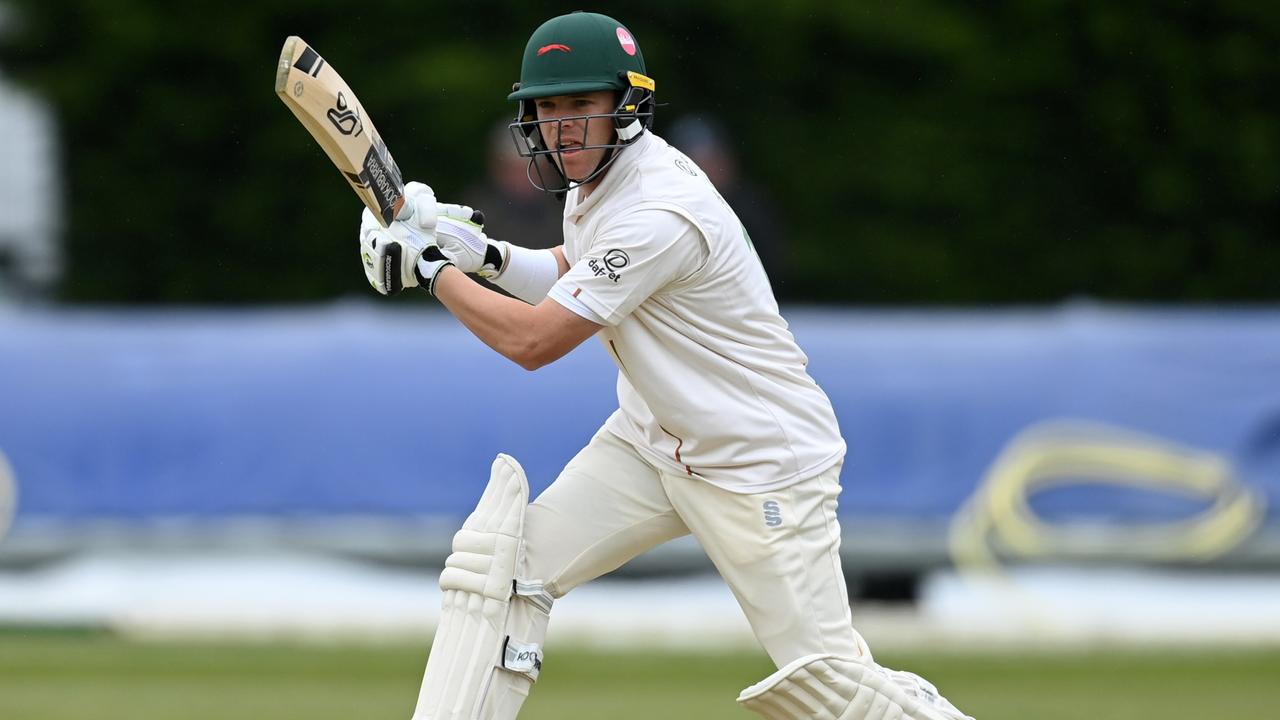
[508,71,656,195]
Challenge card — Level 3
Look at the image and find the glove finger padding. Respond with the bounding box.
[435,203,507,278]
[402,181,440,232]
[438,202,486,226]
[359,208,444,295]
[359,210,396,295]
[434,204,488,274]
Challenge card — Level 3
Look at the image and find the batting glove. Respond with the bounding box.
[358,207,452,296]
[434,204,509,278]
[401,181,508,279]
[401,181,441,227]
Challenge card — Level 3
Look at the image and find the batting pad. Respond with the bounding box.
[412,454,553,720]
[737,654,973,720]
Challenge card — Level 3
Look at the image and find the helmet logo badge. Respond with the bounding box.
[537,43,572,56]
[616,27,637,56]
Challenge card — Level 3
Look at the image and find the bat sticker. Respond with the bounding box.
[326,92,364,137]
[293,46,325,77]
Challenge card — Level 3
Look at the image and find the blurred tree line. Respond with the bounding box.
[1,0,1276,304]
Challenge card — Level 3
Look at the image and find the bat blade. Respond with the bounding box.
[275,36,405,227]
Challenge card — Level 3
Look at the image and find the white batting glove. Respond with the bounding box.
[434,204,509,278]
[401,181,441,228]
[401,181,508,279]
[358,207,452,296]
[359,180,438,294]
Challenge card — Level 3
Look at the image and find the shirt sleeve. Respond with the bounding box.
[547,282,608,325]
[548,208,706,326]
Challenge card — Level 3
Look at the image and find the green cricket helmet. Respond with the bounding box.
[508,11,656,195]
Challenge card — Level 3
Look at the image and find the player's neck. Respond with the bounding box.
[573,139,626,200]
[577,175,604,201]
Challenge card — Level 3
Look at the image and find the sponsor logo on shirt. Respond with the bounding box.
[588,249,629,283]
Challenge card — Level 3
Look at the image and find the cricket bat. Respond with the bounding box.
[275,36,406,227]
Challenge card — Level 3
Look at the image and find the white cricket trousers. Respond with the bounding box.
[522,429,867,667]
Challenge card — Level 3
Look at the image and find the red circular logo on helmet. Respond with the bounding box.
[616,27,636,56]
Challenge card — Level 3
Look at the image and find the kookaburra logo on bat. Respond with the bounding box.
[327,92,364,137]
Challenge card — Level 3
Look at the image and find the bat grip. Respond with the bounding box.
[393,196,411,223]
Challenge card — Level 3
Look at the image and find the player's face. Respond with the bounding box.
[535,91,617,182]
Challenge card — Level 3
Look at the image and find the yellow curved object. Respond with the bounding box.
[950,421,1266,573]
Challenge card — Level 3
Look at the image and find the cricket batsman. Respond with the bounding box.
[357,11,974,720]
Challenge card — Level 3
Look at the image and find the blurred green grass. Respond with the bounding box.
[2,631,1279,719]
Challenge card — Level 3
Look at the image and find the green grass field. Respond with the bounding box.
[2,631,1279,719]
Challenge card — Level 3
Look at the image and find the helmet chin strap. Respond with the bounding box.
[616,116,644,142]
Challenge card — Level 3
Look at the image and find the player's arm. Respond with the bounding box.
[422,203,589,369]
[432,267,600,370]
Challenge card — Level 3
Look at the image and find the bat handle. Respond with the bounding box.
[393,196,412,224]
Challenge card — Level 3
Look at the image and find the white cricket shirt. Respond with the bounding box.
[547,132,845,493]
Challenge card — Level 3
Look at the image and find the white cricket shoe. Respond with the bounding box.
[884,666,975,720]
[738,653,975,720]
